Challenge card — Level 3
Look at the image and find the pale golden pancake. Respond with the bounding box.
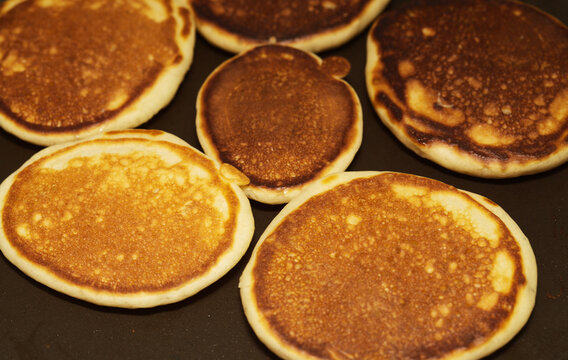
[366,0,568,178]
[0,0,195,146]
[196,45,363,204]
[0,129,254,308]
[240,171,537,359]
[190,0,390,53]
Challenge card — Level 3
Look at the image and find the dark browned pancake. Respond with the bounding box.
[196,45,362,204]
[0,0,195,146]
[190,0,390,53]
[240,171,537,359]
[366,0,568,178]
[0,130,254,308]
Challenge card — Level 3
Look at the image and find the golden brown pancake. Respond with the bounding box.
[240,171,537,359]
[189,0,390,53]
[196,44,363,204]
[366,0,568,178]
[0,129,254,308]
[0,0,195,146]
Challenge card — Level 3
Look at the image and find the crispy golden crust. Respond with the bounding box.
[241,171,536,360]
[197,45,362,204]
[0,0,195,146]
[190,0,390,53]
[366,0,568,178]
[0,130,254,308]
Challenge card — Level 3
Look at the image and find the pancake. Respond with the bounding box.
[0,0,195,146]
[366,0,568,178]
[189,0,390,53]
[0,129,254,308]
[196,44,363,205]
[240,171,537,359]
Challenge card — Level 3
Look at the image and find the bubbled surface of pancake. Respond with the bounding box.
[0,0,184,132]
[199,45,358,189]
[191,0,373,42]
[252,173,526,359]
[2,138,240,293]
[368,0,568,164]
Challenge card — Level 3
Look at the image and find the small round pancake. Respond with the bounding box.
[0,129,254,308]
[189,0,390,53]
[366,0,568,178]
[0,0,195,146]
[196,44,363,204]
[240,171,537,359]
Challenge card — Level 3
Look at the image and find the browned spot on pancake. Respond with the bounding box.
[0,0,182,132]
[377,92,403,122]
[178,6,192,38]
[172,54,183,65]
[200,45,358,189]
[369,0,568,162]
[252,173,526,359]
[2,138,240,293]
[191,0,374,42]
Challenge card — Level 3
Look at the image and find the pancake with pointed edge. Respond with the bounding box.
[0,129,254,308]
[240,171,537,360]
[366,0,568,178]
[196,45,363,205]
[0,0,195,146]
[189,0,390,53]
